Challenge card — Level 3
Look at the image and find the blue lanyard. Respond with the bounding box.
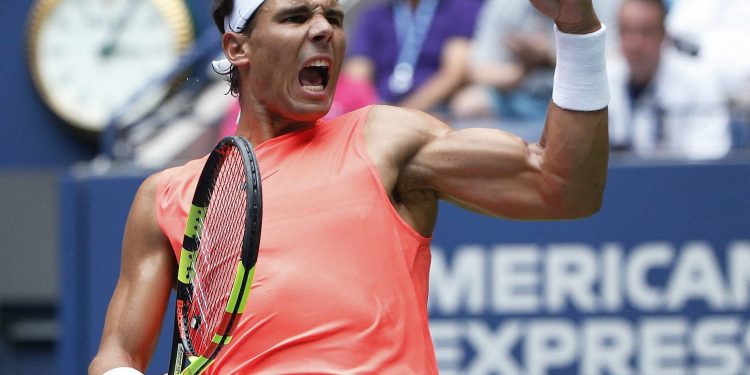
[394,0,439,56]
[389,0,439,95]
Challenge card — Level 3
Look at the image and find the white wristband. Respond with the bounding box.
[102,367,144,375]
[552,23,609,111]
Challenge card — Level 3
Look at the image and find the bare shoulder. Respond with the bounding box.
[363,105,452,170]
[137,171,163,198]
[131,171,164,214]
[365,104,451,137]
[124,171,171,254]
[133,163,185,213]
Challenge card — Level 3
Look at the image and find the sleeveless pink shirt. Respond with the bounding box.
[155,107,437,373]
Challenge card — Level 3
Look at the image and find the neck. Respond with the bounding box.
[629,73,653,91]
[629,68,657,90]
[234,97,319,146]
[628,56,661,90]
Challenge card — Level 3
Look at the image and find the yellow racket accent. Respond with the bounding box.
[177,248,196,284]
[180,355,211,375]
[184,204,207,238]
[177,204,207,284]
[227,263,255,313]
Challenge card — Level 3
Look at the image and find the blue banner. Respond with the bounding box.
[60,161,750,374]
[428,162,750,374]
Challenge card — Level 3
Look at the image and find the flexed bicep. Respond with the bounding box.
[408,126,563,219]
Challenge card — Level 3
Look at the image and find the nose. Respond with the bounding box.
[309,14,333,43]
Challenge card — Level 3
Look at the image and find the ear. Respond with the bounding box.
[222,32,251,67]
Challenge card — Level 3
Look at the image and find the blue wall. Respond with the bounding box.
[0,1,94,168]
[60,161,750,374]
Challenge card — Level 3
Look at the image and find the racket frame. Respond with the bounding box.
[168,136,262,375]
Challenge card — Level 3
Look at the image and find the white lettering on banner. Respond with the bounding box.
[666,242,727,310]
[526,319,578,375]
[640,318,689,375]
[430,320,465,374]
[601,243,625,311]
[626,242,672,311]
[428,245,485,314]
[429,241,750,314]
[430,317,750,375]
[492,245,541,313]
[581,319,634,375]
[546,244,598,313]
[464,320,522,375]
[427,240,750,374]
[729,242,750,308]
[692,317,744,375]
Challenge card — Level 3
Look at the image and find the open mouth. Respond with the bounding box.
[299,59,330,92]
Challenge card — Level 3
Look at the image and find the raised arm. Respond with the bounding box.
[370,103,607,222]
[89,174,175,374]
[431,107,606,220]
[368,0,608,231]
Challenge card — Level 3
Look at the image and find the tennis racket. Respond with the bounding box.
[168,136,262,375]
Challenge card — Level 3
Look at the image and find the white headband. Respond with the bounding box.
[212,0,266,74]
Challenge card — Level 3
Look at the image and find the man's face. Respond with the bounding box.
[243,0,346,122]
[618,0,665,84]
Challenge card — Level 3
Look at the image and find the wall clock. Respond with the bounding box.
[27,0,195,137]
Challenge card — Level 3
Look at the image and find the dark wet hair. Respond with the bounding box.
[212,0,263,96]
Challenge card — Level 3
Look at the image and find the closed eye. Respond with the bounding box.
[326,16,342,26]
[277,6,344,26]
[277,5,311,24]
[325,10,344,27]
[284,14,308,23]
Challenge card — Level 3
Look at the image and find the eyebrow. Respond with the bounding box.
[325,8,345,22]
[275,4,345,21]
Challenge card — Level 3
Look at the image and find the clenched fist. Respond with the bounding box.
[528,0,601,34]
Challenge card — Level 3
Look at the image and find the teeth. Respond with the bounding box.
[302,84,325,92]
[306,59,330,68]
[301,59,329,92]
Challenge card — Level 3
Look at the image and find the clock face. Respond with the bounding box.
[27,0,194,135]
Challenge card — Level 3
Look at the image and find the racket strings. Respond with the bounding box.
[185,147,248,355]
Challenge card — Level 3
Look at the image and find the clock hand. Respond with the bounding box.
[100,0,143,58]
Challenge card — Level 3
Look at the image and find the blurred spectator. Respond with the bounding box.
[343,0,482,113]
[608,0,731,159]
[325,72,379,119]
[666,0,750,147]
[593,0,625,54]
[450,0,554,121]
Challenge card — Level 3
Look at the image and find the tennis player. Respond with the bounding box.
[90,0,609,373]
